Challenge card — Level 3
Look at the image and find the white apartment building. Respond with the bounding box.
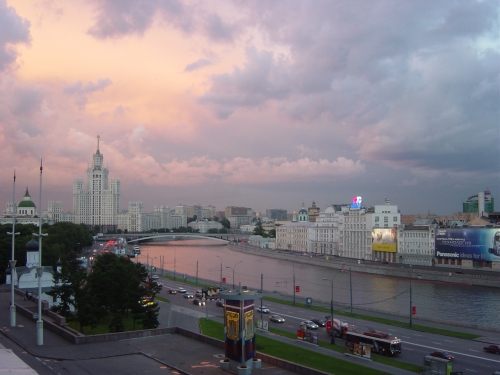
[397,221,437,266]
[73,136,120,231]
[275,207,313,252]
[340,202,400,261]
[307,205,344,255]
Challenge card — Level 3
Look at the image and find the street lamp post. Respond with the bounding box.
[291,260,296,306]
[323,277,335,344]
[7,171,18,327]
[402,266,413,328]
[226,260,243,289]
[216,255,222,288]
[35,159,46,346]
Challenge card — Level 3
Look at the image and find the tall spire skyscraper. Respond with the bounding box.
[72,136,120,232]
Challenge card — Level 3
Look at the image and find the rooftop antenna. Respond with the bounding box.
[97,135,100,152]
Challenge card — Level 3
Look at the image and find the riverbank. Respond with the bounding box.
[227,243,500,288]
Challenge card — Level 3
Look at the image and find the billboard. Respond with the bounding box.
[435,228,500,262]
[350,196,362,210]
[372,228,397,252]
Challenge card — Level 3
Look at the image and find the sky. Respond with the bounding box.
[0,0,498,217]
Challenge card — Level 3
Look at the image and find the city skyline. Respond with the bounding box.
[0,1,498,216]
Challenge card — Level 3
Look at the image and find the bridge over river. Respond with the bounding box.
[97,232,250,245]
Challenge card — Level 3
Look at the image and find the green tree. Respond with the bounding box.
[207,228,219,234]
[49,257,100,333]
[220,218,230,229]
[253,220,265,236]
[268,229,276,238]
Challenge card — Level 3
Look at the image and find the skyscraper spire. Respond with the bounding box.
[97,135,100,153]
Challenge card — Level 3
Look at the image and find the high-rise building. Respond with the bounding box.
[463,189,494,214]
[72,136,120,232]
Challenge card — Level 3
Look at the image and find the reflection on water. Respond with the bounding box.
[138,240,500,328]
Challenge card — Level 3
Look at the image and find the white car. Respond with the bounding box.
[300,320,319,330]
[183,293,194,299]
[177,287,187,293]
[151,275,159,280]
[256,306,270,313]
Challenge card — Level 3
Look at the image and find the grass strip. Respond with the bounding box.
[200,319,399,375]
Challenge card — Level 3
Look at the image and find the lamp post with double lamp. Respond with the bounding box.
[7,171,18,327]
[402,265,413,328]
[34,159,46,346]
[216,255,223,288]
[226,260,243,289]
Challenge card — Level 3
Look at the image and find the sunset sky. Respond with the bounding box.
[0,0,498,216]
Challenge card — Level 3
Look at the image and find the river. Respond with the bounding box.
[136,239,500,329]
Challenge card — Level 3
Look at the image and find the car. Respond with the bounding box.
[183,293,194,299]
[484,345,500,354]
[300,320,319,330]
[256,306,270,313]
[270,315,285,323]
[195,290,203,297]
[151,275,159,279]
[167,289,177,294]
[311,318,326,327]
[193,299,205,306]
[216,300,224,307]
[429,350,454,360]
[177,287,187,293]
[139,296,154,306]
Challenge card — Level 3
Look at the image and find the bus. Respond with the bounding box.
[345,330,401,356]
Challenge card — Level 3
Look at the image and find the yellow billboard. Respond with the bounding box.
[372,228,397,252]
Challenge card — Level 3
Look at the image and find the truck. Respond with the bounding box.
[326,318,356,338]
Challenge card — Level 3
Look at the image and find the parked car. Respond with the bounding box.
[300,320,319,330]
[216,300,224,307]
[177,287,187,293]
[193,299,205,306]
[183,293,194,299]
[270,315,285,323]
[167,289,177,294]
[311,318,326,327]
[484,345,500,354]
[430,350,454,360]
[256,306,270,313]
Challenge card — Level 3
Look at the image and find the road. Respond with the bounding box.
[156,275,500,375]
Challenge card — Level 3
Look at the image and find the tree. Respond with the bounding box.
[49,257,100,333]
[253,220,265,236]
[86,253,148,332]
[207,228,219,234]
[268,229,276,238]
[220,218,230,229]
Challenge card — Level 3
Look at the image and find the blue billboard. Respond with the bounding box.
[435,228,500,262]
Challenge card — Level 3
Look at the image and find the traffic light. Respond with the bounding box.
[412,306,416,315]
[295,285,300,293]
[222,277,226,284]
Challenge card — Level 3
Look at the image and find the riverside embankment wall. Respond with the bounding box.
[227,244,500,289]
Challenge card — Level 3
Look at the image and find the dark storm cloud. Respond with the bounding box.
[198,46,290,118]
[0,0,31,71]
[198,1,499,176]
[204,14,238,43]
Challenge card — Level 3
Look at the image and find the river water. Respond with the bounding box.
[136,239,500,329]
